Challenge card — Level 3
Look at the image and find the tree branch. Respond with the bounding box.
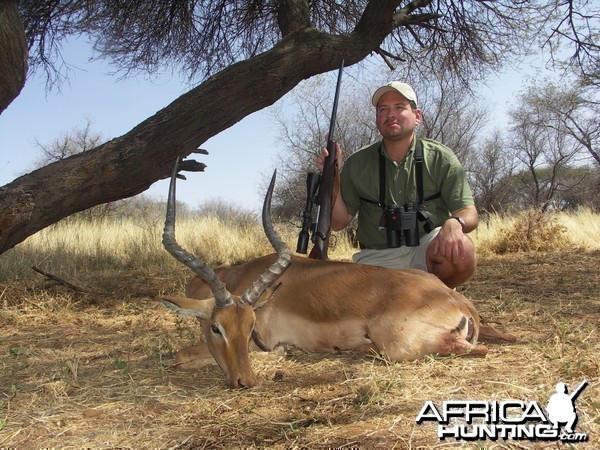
[375,47,405,70]
[0,0,27,115]
[31,265,89,293]
[0,3,407,253]
[277,0,310,37]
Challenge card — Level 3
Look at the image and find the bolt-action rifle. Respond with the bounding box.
[296,60,344,260]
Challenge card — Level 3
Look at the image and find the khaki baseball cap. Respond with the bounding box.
[371,82,418,107]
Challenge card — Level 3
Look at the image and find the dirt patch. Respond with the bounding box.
[1,251,598,448]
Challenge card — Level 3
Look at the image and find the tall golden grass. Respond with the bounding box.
[1,208,598,283]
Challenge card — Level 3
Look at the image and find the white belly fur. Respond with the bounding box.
[258,311,372,353]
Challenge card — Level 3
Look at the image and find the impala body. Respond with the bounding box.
[160,160,514,388]
[185,254,488,358]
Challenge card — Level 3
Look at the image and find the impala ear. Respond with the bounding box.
[253,283,282,310]
[159,296,215,319]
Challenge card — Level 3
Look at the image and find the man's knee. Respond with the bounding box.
[427,239,477,288]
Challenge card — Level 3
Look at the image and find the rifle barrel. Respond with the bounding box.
[327,59,345,141]
[301,59,344,260]
[569,380,588,401]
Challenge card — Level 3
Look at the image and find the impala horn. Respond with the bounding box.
[162,157,234,308]
[240,169,292,306]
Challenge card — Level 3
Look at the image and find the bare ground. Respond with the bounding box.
[0,251,598,449]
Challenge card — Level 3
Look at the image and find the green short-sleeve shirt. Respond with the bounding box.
[340,138,474,249]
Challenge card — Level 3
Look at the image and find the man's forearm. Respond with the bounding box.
[331,193,354,231]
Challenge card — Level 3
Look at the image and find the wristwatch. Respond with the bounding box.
[451,216,466,231]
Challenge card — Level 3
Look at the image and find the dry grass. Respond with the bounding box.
[0,211,599,448]
[472,207,600,255]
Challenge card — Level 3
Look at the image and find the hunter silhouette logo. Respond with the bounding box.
[416,379,589,442]
[546,380,588,436]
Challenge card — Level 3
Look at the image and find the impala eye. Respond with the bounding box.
[211,324,222,335]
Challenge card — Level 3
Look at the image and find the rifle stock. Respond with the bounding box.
[308,138,338,260]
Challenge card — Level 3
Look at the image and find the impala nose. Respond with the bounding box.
[228,373,256,389]
[239,374,256,388]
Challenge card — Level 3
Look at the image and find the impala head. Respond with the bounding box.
[160,158,291,388]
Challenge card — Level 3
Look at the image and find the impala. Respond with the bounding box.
[160,160,515,388]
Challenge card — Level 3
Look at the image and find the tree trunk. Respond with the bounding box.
[0,0,27,115]
[0,1,404,253]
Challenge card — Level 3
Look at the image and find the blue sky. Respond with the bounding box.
[0,38,281,212]
[0,38,544,213]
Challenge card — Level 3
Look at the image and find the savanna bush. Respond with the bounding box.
[483,209,572,254]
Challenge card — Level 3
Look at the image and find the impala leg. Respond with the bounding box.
[444,339,489,358]
[353,342,380,354]
[429,316,489,358]
[438,316,489,357]
[173,343,216,371]
[367,314,490,361]
[478,324,517,343]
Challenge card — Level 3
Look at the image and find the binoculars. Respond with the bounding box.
[380,202,420,248]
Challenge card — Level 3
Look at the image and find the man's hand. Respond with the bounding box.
[316,142,343,173]
[426,205,478,288]
[430,218,469,264]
